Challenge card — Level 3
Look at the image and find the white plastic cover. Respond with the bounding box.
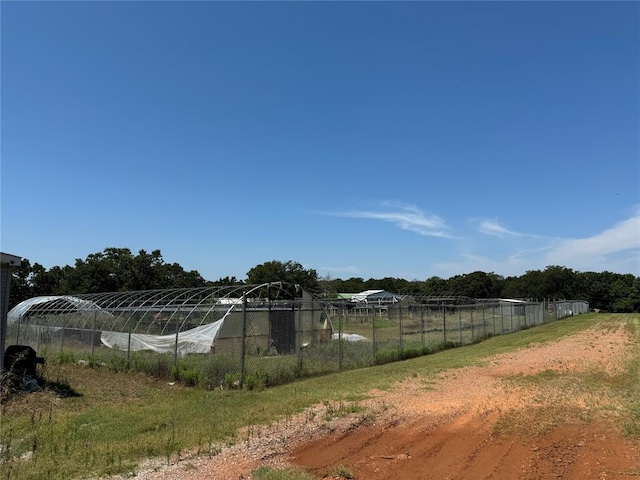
[100,320,223,355]
[8,295,103,323]
[332,333,369,342]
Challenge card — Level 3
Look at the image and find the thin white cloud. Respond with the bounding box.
[329,203,456,239]
[435,210,640,278]
[477,219,523,237]
[542,213,640,269]
[316,204,639,278]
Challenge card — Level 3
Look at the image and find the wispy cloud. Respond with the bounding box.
[542,212,640,270]
[476,219,523,237]
[327,202,456,239]
[316,202,639,278]
[436,210,640,278]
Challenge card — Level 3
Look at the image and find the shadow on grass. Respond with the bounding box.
[1,374,83,402]
[43,378,82,398]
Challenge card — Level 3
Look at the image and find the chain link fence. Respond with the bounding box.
[6,288,588,389]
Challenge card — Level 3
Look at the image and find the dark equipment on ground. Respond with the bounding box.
[3,345,45,378]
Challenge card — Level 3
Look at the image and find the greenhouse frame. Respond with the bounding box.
[7,283,331,371]
[7,283,589,387]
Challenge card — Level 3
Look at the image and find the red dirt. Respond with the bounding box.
[131,321,640,480]
[292,414,637,480]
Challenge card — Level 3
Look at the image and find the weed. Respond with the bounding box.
[243,373,267,391]
[333,464,355,479]
[322,400,363,421]
[252,466,314,480]
[223,372,243,389]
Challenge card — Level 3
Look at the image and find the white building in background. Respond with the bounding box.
[350,290,404,305]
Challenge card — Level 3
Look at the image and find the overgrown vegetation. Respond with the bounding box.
[1,313,636,480]
[25,331,481,392]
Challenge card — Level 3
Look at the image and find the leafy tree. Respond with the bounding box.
[503,270,545,299]
[331,277,366,293]
[630,277,640,312]
[362,277,410,293]
[579,271,611,311]
[540,266,580,299]
[608,276,634,312]
[448,271,504,299]
[421,276,449,296]
[8,258,33,309]
[208,276,243,287]
[31,263,67,296]
[402,280,428,296]
[9,248,207,306]
[129,249,164,290]
[161,262,206,289]
[246,260,320,293]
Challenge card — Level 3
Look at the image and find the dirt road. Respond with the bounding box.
[134,320,639,480]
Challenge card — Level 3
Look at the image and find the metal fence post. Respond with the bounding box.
[492,304,496,335]
[241,293,247,377]
[127,315,133,369]
[442,305,447,344]
[91,311,97,357]
[173,307,180,367]
[60,321,64,353]
[338,304,343,370]
[482,305,486,338]
[398,304,403,356]
[420,304,425,351]
[458,307,462,344]
[510,304,514,332]
[372,309,377,365]
[291,297,302,376]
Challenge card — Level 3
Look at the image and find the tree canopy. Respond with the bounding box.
[9,248,206,307]
[246,260,320,294]
[8,249,640,313]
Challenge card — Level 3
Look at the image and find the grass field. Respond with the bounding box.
[1,313,638,480]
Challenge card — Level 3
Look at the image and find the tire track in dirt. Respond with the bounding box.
[128,320,639,480]
[290,321,639,480]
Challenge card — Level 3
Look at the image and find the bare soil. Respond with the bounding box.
[131,321,640,480]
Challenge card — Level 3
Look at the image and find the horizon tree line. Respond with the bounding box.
[9,247,640,313]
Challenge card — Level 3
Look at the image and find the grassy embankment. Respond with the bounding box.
[494,313,640,438]
[1,313,638,480]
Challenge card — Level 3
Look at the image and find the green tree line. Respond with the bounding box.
[322,267,640,313]
[9,248,640,313]
[9,248,207,307]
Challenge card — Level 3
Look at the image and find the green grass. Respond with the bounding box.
[620,314,640,435]
[332,464,355,479]
[493,314,640,438]
[252,466,315,480]
[1,313,637,480]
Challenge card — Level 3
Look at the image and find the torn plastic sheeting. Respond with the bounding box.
[100,319,223,355]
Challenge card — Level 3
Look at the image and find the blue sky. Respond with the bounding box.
[2,1,639,281]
